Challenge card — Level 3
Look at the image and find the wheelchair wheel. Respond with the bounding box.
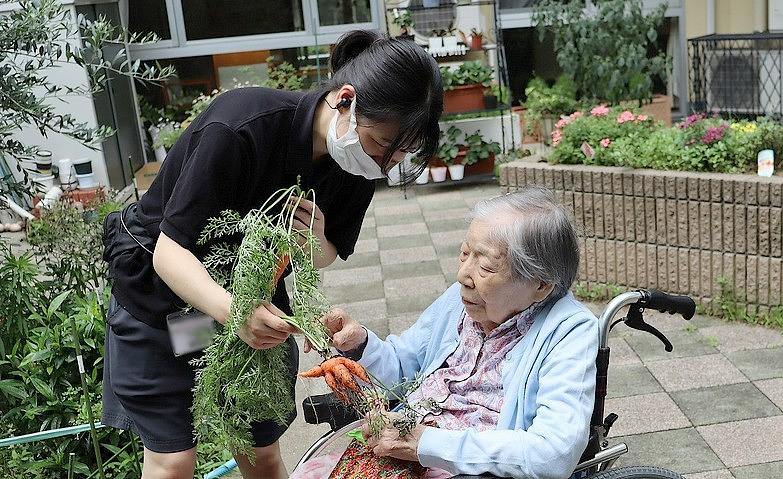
[587,466,683,478]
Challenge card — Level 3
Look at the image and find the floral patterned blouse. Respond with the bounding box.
[405,305,540,432]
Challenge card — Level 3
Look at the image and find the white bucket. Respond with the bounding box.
[32,174,55,192]
[72,157,93,175]
[415,168,430,185]
[58,158,75,182]
[430,166,448,182]
[448,164,465,181]
[76,173,97,189]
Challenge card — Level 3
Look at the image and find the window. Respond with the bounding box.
[317,0,372,26]
[182,0,305,40]
[128,0,171,40]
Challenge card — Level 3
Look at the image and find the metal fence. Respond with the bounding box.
[689,33,783,119]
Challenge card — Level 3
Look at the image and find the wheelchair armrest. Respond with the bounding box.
[302,393,406,432]
[302,393,361,431]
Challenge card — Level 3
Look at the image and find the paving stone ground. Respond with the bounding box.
[275,181,783,478]
[9,179,772,478]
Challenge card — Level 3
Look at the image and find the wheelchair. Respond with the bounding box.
[293,289,696,479]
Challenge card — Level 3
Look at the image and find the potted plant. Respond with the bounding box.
[524,75,579,144]
[464,130,501,176]
[432,23,458,50]
[428,126,462,182]
[438,126,466,181]
[392,10,415,40]
[442,61,494,114]
[468,28,483,50]
[534,0,671,125]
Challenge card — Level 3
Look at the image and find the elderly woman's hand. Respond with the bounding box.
[304,308,368,353]
[361,412,427,463]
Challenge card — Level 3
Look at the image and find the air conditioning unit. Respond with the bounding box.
[703,48,783,115]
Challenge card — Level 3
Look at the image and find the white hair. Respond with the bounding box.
[468,187,580,300]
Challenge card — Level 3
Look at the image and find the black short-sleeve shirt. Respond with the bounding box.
[112,87,375,328]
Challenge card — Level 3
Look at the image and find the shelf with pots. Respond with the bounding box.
[413,125,501,185]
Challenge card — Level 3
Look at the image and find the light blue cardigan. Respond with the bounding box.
[358,283,599,479]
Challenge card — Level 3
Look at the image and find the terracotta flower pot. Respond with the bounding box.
[465,154,496,177]
[443,84,485,114]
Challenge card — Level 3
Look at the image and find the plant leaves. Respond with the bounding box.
[0,379,28,399]
[48,290,71,318]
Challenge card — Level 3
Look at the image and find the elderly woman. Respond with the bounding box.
[297,187,599,479]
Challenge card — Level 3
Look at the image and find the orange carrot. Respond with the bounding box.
[273,255,290,285]
[335,357,370,383]
[299,364,324,378]
[324,371,348,402]
[332,363,360,393]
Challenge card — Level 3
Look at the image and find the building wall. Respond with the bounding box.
[686,0,766,38]
[5,2,110,188]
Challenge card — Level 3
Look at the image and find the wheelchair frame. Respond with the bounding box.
[295,289,695,479]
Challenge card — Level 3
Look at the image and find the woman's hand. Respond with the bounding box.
[287,197,337,268]
[288,198,325,246]
[361,412,427,463]
[237,301,296,350]
[304,308,367,353]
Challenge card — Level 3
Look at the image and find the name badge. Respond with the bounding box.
[166,309,215,357]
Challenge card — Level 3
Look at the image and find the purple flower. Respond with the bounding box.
[701,123,729,144]
[678,113,706,129]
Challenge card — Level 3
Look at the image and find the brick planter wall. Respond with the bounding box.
[499,161,783,310]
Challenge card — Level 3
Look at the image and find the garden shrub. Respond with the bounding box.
[548,107,783,174]
[0,199,229,477]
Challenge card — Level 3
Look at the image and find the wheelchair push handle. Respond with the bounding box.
[641,289,696,321]
[617,290,696,352]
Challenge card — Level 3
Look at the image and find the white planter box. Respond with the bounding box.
[439,112,522,151]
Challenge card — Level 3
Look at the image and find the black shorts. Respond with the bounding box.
[101,296,298,453]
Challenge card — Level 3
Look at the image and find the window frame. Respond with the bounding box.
[128,0,382,61]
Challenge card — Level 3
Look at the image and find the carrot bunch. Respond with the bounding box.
[300,356,370,403]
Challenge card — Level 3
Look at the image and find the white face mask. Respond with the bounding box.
[327,95,386,180]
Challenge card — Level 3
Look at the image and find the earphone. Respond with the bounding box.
[336,97,352,109]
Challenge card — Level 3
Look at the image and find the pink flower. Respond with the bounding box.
[678,113,705,129]
[591,105,610,117]
[555,117,571,129]
[600,138,611,148]
[551,129,563,146]
[569,111,584,119]
[617,111,636,124]
[701,123,729,144]
[636,114,649,122]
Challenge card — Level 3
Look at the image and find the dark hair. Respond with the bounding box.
[327,30,443,182]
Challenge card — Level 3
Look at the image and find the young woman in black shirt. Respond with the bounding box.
[102,30,442,478]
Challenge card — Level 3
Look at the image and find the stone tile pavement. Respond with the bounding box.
[278,181,783,478]
[8,178,743,477]
[3,177,780,477]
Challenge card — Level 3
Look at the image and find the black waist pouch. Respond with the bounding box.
[103,203,156,272]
